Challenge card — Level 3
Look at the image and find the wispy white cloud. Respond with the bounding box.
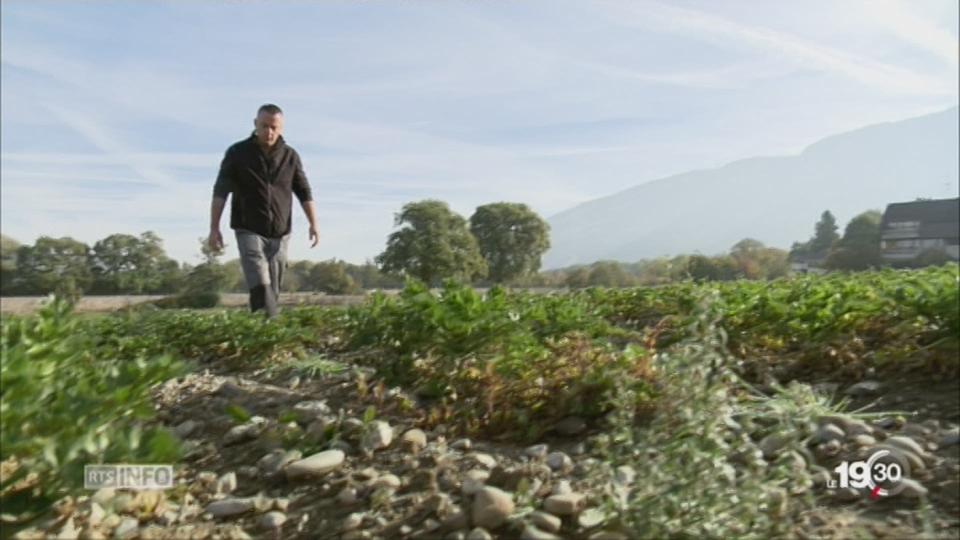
[597,0,955,96]
[2,47,219,131]
[862,0,959,69]
[569,58,796,90]
[40,103,180,187]
[1,152,221,169]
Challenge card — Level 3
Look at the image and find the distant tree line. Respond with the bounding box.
[788,208,952,271]
[0,233,402,299]
[2,233,186,300]
[3,200,951,299]
[539,237,791,289]
[0,199,553,298]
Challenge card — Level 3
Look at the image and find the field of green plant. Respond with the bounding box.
[2,264,957,536]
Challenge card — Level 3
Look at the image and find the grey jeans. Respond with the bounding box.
[235,228,290,318]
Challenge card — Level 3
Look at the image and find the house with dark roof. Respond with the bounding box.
[879,197,959,264]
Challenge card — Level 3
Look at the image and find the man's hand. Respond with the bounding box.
[209,197,227,252]
[208,229,224,251]
[300,201,320,248]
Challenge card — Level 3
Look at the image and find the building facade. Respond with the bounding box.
[879,198,959,264]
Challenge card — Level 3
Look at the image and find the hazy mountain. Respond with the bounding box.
[543,107,960,269]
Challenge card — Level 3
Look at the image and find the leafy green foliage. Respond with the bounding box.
[376,200,487,285]
[589,264,960,377]
[4,233,189,297]
[825,210,883,270]
[1,296,185,521]
[225,404,252,424]
[791,210,840,261]
[586,261,636,287]
[89,232,181,294]
[1,234,21,294]
[12,236,93,300]
[87,305,339,365]
[282,260,315,292]
[276,354,349,379]
[560,242,788,288]
[283,259,398,293]
[161,238,232,308]
[469,202,550,284]
[309,259,360,294]
[811,210,840,253]
[343,279,650,437]
[687,254,740,282]
[730,238,789,279]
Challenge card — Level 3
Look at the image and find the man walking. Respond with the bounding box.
[209,104,318,318]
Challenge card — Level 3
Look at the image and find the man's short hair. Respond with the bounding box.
[258,104,283,116]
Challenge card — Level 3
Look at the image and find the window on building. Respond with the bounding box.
[887,221,920,229]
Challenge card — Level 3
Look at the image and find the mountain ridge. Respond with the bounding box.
[543,106,959,269]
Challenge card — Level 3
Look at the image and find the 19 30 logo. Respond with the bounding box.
[827,448,911,499]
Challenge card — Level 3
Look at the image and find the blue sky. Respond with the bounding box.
[2,0,957,265]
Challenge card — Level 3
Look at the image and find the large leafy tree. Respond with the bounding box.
[825,210,882,270]
[469,202,550,284]
[730,238,789,280]
[377,200,487,285]
[809,211,840,254]
[89,231,177,294]
[790,210,840,258]
[283,260,315,292]
[151,258,189,293]
[731,238,765,279]
[791,210,840,260]
[14,237,93,298]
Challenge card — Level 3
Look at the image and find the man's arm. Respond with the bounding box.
[209,196,228,251]
[292,151,319,248]
[209,148,234,251]
[301,200,319,248]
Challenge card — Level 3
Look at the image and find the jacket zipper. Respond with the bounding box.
[261,148,274,236]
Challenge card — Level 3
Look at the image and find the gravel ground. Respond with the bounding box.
[9,361,957,540]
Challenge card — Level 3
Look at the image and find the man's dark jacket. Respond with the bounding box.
[213,133,313,238]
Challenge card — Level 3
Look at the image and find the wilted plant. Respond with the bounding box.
[594,292,841,539]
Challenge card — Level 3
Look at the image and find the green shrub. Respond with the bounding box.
[156,261,230,309]
[0,296,185,525]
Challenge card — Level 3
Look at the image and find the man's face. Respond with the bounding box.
[254,112,284,147]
